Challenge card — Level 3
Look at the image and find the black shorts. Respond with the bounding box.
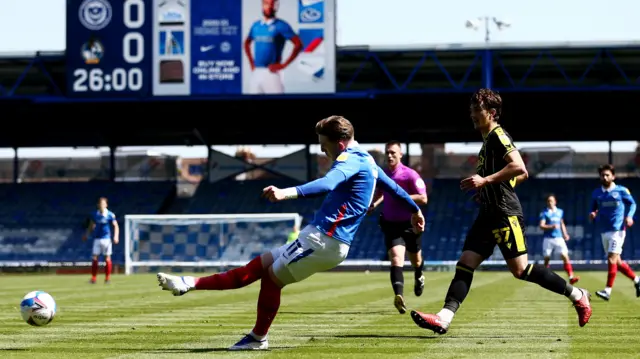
[379,216,422,253]
[463,213,528,260]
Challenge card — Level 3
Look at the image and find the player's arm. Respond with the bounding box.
[514,173,528,187]
[561,219,570,239]
[244,25,256,70]
[589,192,599,221]
[274,157,358,200]
[111,215,119,245]
[410,193,427,205]
[376,166,421,213]
[370,189,383,209]
[485,150,528,185]
[278,22,303,69]
[408,173,428,205]
[621,188,636,225]
[538,214,554,230]
[292,169,349,198]
[483,132,528,185]
[83,219,95,241]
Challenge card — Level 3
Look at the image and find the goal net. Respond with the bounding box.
[124,213,302,275]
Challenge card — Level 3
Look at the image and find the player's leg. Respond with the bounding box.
[405,233,425,297]
[262,71,284,94]
[90,239,101,284]
[617,258,640,297]
[410,216,489,334]
[229,265,283,351]
[158,227,318,295]
[388,244,407,313]
[249,69,263,94]
[501,217,591,327]
[597,232,619,300]
[380,219,408,313]
[157,250,273,296]
[612,231,640,297]
[104,239,113,283]
[230,227,349,350]
[542,237,552,268]
[557,239,578,284]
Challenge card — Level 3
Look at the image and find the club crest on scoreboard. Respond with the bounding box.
[81,39,105,65]
[78,0,113,31]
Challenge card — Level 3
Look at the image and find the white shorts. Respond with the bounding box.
[542,237,569,257]
[92,238,113,256]
[601,230,626,254]
[249,67,284,94]
[271,225,349,286]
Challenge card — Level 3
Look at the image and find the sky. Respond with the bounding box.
[2,0,639,52]
[0,0,637,158]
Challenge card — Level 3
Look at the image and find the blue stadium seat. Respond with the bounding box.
[180,178,640,263]
[0,182,175,264]
[4,177,639,266]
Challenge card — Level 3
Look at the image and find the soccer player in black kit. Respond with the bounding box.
[410,88,593,334]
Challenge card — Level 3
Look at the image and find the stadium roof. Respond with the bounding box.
[338,40,640,52]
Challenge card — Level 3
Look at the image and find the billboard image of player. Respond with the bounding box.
[243,0,303,94]
[242,0,335,95]
[148,0,336,96]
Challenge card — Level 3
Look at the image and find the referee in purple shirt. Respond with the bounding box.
[368,141,428,314]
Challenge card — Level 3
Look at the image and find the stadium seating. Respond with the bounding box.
[181,178,640,263]
[1,178,639,266]
[0,182,174,263]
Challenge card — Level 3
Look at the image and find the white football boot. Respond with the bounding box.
[229,334,269,350]
[157,272,195,296]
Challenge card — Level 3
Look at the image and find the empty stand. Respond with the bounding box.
[2,177,638,266]
[0,182,174,263]
[180,178,640,263]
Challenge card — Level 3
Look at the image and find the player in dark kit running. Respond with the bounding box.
[410,88,592,334]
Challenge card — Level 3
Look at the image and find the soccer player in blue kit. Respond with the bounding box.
[243,0,303,94]
[539,194,579,284]
[82,197,119,284]
[157,116,425,350]
[590,164,640,301]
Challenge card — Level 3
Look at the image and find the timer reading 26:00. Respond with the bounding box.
[72,0,146,93]
[73,68,143,92]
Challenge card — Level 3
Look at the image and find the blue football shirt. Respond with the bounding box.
[247,18,296,67]
[539,208,564,238]
[91,210,116,239]
[591,184,637,232]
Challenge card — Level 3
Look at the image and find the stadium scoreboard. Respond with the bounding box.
[66,0,336,98]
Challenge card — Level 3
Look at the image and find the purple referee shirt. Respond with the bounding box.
[380,163,426,222]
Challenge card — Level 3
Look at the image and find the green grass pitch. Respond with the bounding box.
[1,271,639,358]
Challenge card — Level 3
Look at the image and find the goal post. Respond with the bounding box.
[124,213,302,275]
[123,213,625,275]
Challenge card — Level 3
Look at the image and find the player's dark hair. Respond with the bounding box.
[98,197,108,204]
[385,140,402,149]
[315,116,354,142]
[471,88,502,121]
[546,193,556,201]
[598,164,615,175]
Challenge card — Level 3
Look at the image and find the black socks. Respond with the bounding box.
[390,266,404,296]
[519,264,572,296]
[443,262,475,313]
